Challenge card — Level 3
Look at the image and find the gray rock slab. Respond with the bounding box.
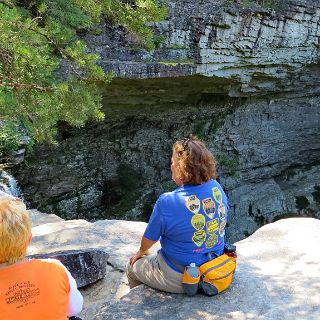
[94,218,320,320]
[28,249,109,288]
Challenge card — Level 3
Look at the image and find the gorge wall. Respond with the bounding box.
[13,0,320,242]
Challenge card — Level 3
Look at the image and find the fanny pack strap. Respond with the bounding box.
[207,252,218,260]
[160,251,185,273]
[161,251,219,273]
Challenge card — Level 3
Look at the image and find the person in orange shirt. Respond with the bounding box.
[0,195,83,320]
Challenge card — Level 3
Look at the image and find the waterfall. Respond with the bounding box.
[0,170,22,199]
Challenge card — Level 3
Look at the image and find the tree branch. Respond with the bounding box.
[26,26,86,80]
[0,75,53,92]
[0,0,14,9]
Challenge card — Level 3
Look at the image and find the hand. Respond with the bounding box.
[129,249,150,265]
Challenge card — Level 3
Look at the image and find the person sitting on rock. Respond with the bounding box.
[126,136,229,293]
[0,196,83,319]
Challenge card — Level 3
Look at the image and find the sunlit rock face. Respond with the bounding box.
[14,0,320,242]
[84,0,320,96]
[96,218,320,320]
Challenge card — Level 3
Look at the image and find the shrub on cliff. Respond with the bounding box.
[0,0,166,147]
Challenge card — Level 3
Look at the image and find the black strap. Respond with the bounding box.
[161,251,218,273]
[161,251,185,273]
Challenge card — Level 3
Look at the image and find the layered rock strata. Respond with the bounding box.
[84,0,320,96]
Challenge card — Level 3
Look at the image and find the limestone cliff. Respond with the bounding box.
[14,0,320,242]
[84,0,320,96]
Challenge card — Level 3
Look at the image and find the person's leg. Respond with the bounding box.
[126,252,184,293]
[126,260,143,288]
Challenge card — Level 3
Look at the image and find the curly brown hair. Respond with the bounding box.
[172,136,217,185]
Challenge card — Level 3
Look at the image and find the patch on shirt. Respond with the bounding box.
[192,229,206,247]
[206,218,219,235]
[191,213,206,230]
[218,203,226,220]
[185,195,200,214]
[205,233,218,249]
[5,280,40,308]
[219,220,226,237]
[212,187,222,203]
[202,197,216,219]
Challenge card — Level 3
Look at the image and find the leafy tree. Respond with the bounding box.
[0,120,24,156]
[0,0,166,148]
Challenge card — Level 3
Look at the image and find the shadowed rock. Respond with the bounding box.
[28,249,109,288]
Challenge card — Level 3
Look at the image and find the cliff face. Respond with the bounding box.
[84,0,320,96]
[14,0,320,242]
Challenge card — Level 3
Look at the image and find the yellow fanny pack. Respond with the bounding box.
[199,253,236,296]
[182,253,237,296]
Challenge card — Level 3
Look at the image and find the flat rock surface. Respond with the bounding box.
[28,212,159,270]
[27,210,159,319]
[95,217,320,320]
[28,211,320,320]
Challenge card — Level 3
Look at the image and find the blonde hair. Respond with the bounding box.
[173,136,217,185]
[0,197,31,264]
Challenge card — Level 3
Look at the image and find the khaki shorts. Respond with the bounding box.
[126,251,184,294]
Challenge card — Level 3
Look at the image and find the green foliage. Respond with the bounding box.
[0,0,166,147]
[0,121,23,155]
[103,0,167,50]
[39,0,102,29]
[193,119,210,142]
[216,153,240,177]
[153,34,166,49]
[211,22,231,29]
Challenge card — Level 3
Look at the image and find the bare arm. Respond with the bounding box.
[129,236,157,265]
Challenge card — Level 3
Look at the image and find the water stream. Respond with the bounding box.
[0,170,22,199]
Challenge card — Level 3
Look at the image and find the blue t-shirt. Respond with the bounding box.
[144,179,228,272]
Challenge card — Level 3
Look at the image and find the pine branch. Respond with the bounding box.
[0,0,14,9]
[0,74,54,92]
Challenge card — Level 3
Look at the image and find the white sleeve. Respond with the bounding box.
[62,265,84,316]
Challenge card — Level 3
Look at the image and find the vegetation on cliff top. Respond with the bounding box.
[226,0,290,12]
[0,0,166,155]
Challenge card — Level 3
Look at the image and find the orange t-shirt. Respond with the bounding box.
[0,259,70,320]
